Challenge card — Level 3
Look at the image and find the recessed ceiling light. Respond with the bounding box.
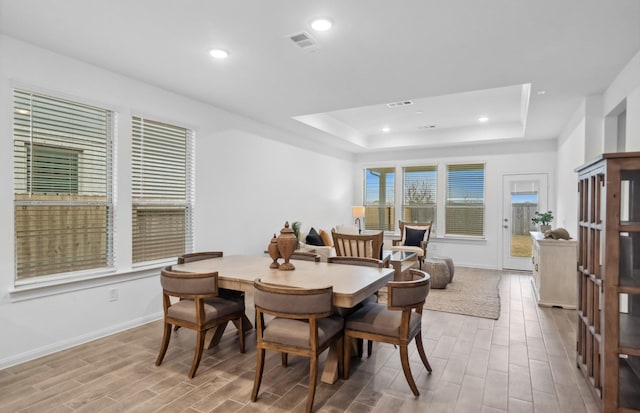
[478,116,489,123]
[415,110,424,115]
[382,127,390,133]
[311,18,333,32]
[537,90,547,95]
[209,49,229,59]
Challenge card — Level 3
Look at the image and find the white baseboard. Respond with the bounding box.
[0,312,163,370]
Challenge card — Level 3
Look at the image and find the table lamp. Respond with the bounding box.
[352,206,365,234]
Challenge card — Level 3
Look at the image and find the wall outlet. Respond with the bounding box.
[109,288,118,302]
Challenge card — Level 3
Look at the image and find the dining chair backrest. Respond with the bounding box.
[253,279,333,317]
[387,268,431,310]
[331,231,384,260]
[160,266,218,297]
[327,256,385,268]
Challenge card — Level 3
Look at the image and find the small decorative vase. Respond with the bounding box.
[277,221,297,271]
[540,224,551,233]
[268,233,280,269]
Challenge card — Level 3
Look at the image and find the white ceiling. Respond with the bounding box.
[1,0,639,154]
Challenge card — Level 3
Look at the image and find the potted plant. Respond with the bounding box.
[291,221,302,249]
[532,210,553,233]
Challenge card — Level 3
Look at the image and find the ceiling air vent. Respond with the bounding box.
[289,32,317,50]
[386,100,414,108]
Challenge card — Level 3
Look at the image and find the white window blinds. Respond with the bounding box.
[403,166,437,226]
[446,163,485,237]
[13,89,113,280]
[364,167,395,231]
[132,116,194,263]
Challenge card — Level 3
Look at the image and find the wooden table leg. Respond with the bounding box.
[321,344,340,384]
[232,314,253,331]
[204,323,228,350]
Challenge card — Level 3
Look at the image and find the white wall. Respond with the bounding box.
[556,110,586,237]
[355,140,557,270]
[604,50,640,151]
[0,35,353,368]
[555,49,640,242]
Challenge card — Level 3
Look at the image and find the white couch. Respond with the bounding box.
[298,225,359,262]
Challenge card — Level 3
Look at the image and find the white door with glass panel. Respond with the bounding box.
[502,174,548,270]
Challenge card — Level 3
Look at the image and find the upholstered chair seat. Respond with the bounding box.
[345,302,422,338]
[262,316,344,348]
[167,297,244,324]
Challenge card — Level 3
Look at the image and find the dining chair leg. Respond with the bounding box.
[238,319,246,353]
[189,330,206,378]
[251,348,265,402]
[306,356,319,413]
[155,322,172,366]
[415,333,432,372]
[367,340,373,358]
[399,344,420,396]
[281,352,288,367]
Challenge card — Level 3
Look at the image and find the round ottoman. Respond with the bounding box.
[423,259,450,289]
[432,256,455,282]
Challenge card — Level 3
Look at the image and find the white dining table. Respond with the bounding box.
[172,254,394,384]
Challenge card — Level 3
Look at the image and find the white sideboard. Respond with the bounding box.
[530,231,578,309]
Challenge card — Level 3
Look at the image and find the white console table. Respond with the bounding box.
[530,231,578,309]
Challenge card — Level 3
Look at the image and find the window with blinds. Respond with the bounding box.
[132,116,194,263]
[446,163,485,237]
[364,167,395,231]
[13,89,113,280]
[403,166,437,227]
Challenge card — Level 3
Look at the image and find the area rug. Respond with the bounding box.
[423,268,501,319]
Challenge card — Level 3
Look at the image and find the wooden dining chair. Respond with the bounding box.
[175,251,246,331]
[391,221,432,269]
[251,279,344,413]
[331,230,384,260]
[343,268,432,396]
[327,255,389,358]
[155,266,246,378]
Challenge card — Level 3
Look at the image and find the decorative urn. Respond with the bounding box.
[277,221,297,270]
[267,233,280,269]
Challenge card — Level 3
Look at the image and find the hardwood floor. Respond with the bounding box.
[0,270,600,412]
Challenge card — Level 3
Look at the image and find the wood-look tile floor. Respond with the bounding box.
[0,270,600,413]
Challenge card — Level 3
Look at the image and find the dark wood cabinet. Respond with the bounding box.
[576,152,640,412]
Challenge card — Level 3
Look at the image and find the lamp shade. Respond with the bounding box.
[352,206,365,218]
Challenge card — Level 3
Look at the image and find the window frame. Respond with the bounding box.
[131,115,195,265]
[401,165,437,230]
[12,88,115,284]
[444,162,486,238]
[363,166,396,232]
